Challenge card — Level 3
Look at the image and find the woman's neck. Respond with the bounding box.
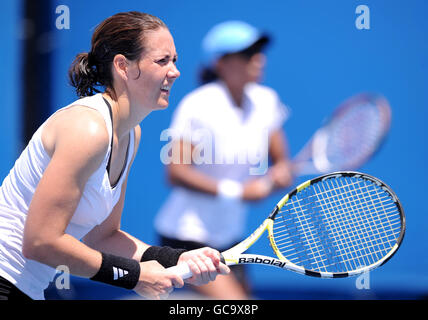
[223,81,245,108]
[102,91,151,139]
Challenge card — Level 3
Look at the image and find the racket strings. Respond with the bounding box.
[272,176,402,273]
[322,102,390,170]
[286,188,400,267]
[314,178,398,270]
[273,186,400,249]
[293,184,399,272]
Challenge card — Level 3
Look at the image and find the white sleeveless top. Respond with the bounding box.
[0,93,134,299]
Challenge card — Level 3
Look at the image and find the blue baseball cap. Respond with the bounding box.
[202,20,270,66]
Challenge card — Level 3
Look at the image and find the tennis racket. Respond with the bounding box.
[168,171,405,278]
[292,93,391,176]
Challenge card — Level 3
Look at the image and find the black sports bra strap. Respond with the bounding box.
[102,97,114,174]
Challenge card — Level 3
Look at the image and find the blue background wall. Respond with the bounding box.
[2,0,427,299]
[1,1,21,178]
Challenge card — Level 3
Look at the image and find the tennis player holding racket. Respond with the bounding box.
[154,21,294,299]
[0,11,229,300]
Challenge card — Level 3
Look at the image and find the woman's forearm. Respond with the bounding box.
[167,140,218,195]
[23,233,102,278]
[168,163,218,196]
[83,229,149,261]
[24,229,150,279]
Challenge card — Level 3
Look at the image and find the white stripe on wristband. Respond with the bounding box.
[90,252,140,289]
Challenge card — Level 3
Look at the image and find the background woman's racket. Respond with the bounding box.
[292,93,392,176]
[168,171,405,279]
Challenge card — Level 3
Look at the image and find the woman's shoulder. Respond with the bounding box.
[246,82,279,99]
[245,83,284,110]
[175,82,227,117]
[42,105,110,159]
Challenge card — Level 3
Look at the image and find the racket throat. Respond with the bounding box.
[268,207,279,219]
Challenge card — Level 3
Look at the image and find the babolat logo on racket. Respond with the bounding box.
[238,257,286,268]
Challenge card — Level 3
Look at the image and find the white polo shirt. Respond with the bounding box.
[155,81,289,248]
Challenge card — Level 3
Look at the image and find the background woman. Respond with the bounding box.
[155,20,293,299]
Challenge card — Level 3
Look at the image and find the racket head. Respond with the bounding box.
[293,93,392,176]
[268,171,405,278]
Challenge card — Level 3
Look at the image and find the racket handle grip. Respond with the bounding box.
[167,254,226,280]
[167,263,193,279]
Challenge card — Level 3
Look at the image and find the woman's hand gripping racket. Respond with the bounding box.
[292,93,392,176]
[168,171,405,279]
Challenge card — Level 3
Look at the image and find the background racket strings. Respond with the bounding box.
[293,93,392,176]
[319,97,390,171]
[272,175,402,274]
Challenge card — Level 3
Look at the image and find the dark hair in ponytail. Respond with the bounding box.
[68,52,99,96]
[68,11,167,97]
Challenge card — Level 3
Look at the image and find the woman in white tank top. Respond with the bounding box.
[0,11,229,300]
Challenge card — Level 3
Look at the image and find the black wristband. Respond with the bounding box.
[141,246,187,268]
[90,252,140,290]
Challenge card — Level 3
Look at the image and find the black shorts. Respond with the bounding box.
[158,234,249,285]
[0,276,32,300]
